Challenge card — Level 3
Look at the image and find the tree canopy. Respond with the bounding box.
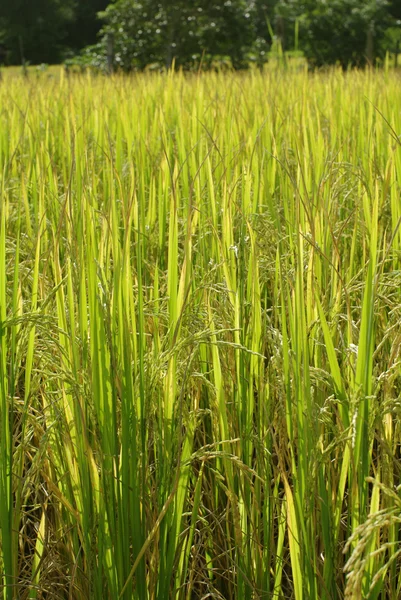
[96,0,256,70]
[299,0,394,67]
[0,0,108,65]
[0,0,76,65]
[0,0,400,69]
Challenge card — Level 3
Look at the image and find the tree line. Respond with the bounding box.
[0,0,109,65]
[1,0,401,69]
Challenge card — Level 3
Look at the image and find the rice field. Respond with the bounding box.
[1,66,401,599]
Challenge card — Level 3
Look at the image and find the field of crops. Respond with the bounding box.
[1,67,401,599]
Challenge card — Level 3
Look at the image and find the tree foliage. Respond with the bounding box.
[64,0,109,53]
[299,0,393,67]
[0,0,400,68]
[96,0,256,70]
[94,0,398,71]
[0,0,76,64]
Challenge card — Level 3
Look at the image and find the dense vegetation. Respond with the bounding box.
[0,0,401,69]
[0,0,108,65]
[1,65,401,599]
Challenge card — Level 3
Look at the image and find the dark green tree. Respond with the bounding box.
[95,0,255,70]
[65,0,109,54]
[243,1,277,65]
[298,0,394,67]
[273,0,304,51]
[0,0,76,65]
[385,0,401,57]
[388,0,401,19]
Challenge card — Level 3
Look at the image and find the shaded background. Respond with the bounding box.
[0,0,400,69]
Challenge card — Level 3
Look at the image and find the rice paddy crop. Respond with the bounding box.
[1,66,401,599]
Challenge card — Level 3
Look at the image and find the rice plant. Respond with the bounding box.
[1,66,401,599]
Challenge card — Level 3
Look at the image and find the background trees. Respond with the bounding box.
[0,0,400,69]
[0,0,76,65]
[64,0,109,54]
[299,0,393,67]
[94,0,255,71]
[91,0,401,71]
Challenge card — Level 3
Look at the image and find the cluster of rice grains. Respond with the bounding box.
[1,67,401,599]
